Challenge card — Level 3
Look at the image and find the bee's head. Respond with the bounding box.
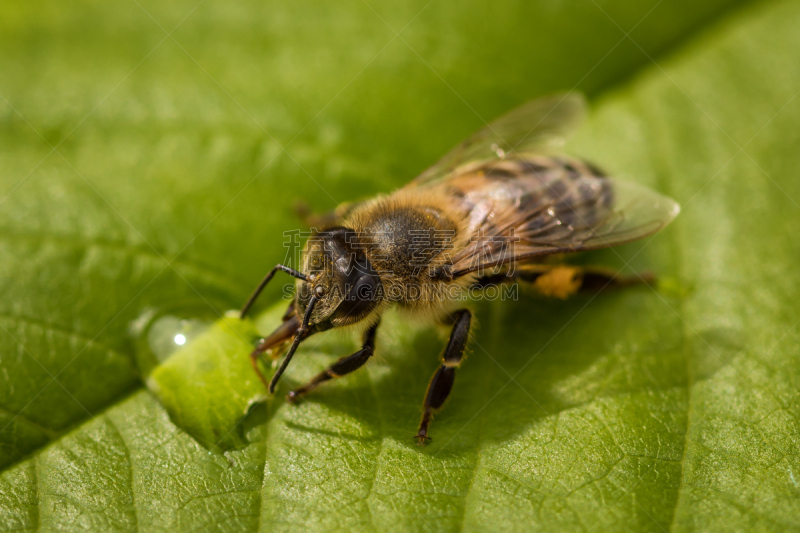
[296,226,383,330]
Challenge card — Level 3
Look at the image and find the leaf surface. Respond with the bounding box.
[1,0,799,531]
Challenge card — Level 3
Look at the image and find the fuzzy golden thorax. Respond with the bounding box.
[343,189,475,317]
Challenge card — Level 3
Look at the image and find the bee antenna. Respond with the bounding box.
[268,293,318,393]
[240,264,308,319]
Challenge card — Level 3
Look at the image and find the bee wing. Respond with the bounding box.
[412,93,586,187]
[448,174,680,277]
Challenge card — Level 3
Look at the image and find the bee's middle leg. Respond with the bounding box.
[286,320,380,402]
[415,309,472,445]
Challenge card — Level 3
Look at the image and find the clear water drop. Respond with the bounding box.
[130,308,213,369]
[147,315,210,363]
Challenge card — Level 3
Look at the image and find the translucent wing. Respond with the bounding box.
[428,157,680,277]
[412,93,586,187]
[572,179,681,249]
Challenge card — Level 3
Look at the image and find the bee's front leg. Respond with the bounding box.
[416,309,471,445]
[285,320,380,401]
[250,302,301,389]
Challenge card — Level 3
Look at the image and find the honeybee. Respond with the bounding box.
[240,93,679,444]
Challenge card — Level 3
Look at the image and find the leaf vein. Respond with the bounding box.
[104,415,138,533]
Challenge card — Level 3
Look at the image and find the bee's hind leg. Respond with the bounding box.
[286,320,380,402]
[416,309,472,446]
[516,264,655,299]
[575,266,655,292]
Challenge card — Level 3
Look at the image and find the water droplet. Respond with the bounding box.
[130,308,213,368]
[148,316,211,363]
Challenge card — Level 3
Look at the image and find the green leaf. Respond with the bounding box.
[2,0,799,531]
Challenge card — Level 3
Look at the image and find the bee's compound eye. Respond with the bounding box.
[314,285,326,297]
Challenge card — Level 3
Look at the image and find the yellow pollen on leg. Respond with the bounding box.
[533,265,582,299]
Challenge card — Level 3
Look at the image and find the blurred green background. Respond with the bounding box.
[1,0,799,531]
